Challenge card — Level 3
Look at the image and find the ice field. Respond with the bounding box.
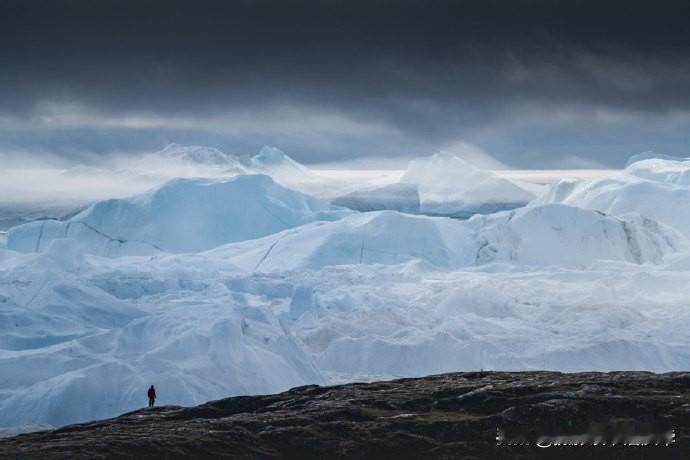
[2,145,690,431]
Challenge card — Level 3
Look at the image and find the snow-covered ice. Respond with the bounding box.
[209,204,683,272]
[242,146,322,186]
[334,151,537,217]
[2,244,690,430]
[0,144,325,231]
[3,148,690,433]
[401,152,536,215]
[535,155,690,238]
[151,143,245,169]
[7,174,350,256]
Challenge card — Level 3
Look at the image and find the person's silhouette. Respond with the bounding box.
[147,385,156,408]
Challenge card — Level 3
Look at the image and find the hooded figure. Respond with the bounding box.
[147,385,156,408]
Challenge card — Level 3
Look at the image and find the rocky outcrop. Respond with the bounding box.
[2,371,690,459]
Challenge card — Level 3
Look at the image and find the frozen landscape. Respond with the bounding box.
[2,144,690,433]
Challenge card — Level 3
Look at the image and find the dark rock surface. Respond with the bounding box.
[2,371,690,459]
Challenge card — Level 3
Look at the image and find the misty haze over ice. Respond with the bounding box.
[2,144,690,433]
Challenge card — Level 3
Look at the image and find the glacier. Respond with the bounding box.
[3,146,690,432]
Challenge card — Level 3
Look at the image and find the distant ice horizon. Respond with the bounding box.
[313,168,618,185]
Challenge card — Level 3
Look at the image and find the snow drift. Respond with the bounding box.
[7,174,350,256]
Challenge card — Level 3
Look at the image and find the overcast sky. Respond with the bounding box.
[2,0,690,168]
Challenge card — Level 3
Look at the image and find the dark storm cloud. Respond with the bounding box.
[2,0,690,167]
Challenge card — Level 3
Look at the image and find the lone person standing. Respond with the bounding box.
[147,385,157,408]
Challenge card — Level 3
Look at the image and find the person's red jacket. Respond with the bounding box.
[148,387,156,399]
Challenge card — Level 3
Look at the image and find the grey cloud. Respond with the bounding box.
[2,0,690,167]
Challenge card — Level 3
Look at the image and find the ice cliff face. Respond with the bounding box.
[469,203,683,267]
[535,156,690,238]
[401,152,536,215]
[7,175,351,256]
[209,204,684,272]
[209,211,477,271]
[334,151,536,217]
[8,158,684,266]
